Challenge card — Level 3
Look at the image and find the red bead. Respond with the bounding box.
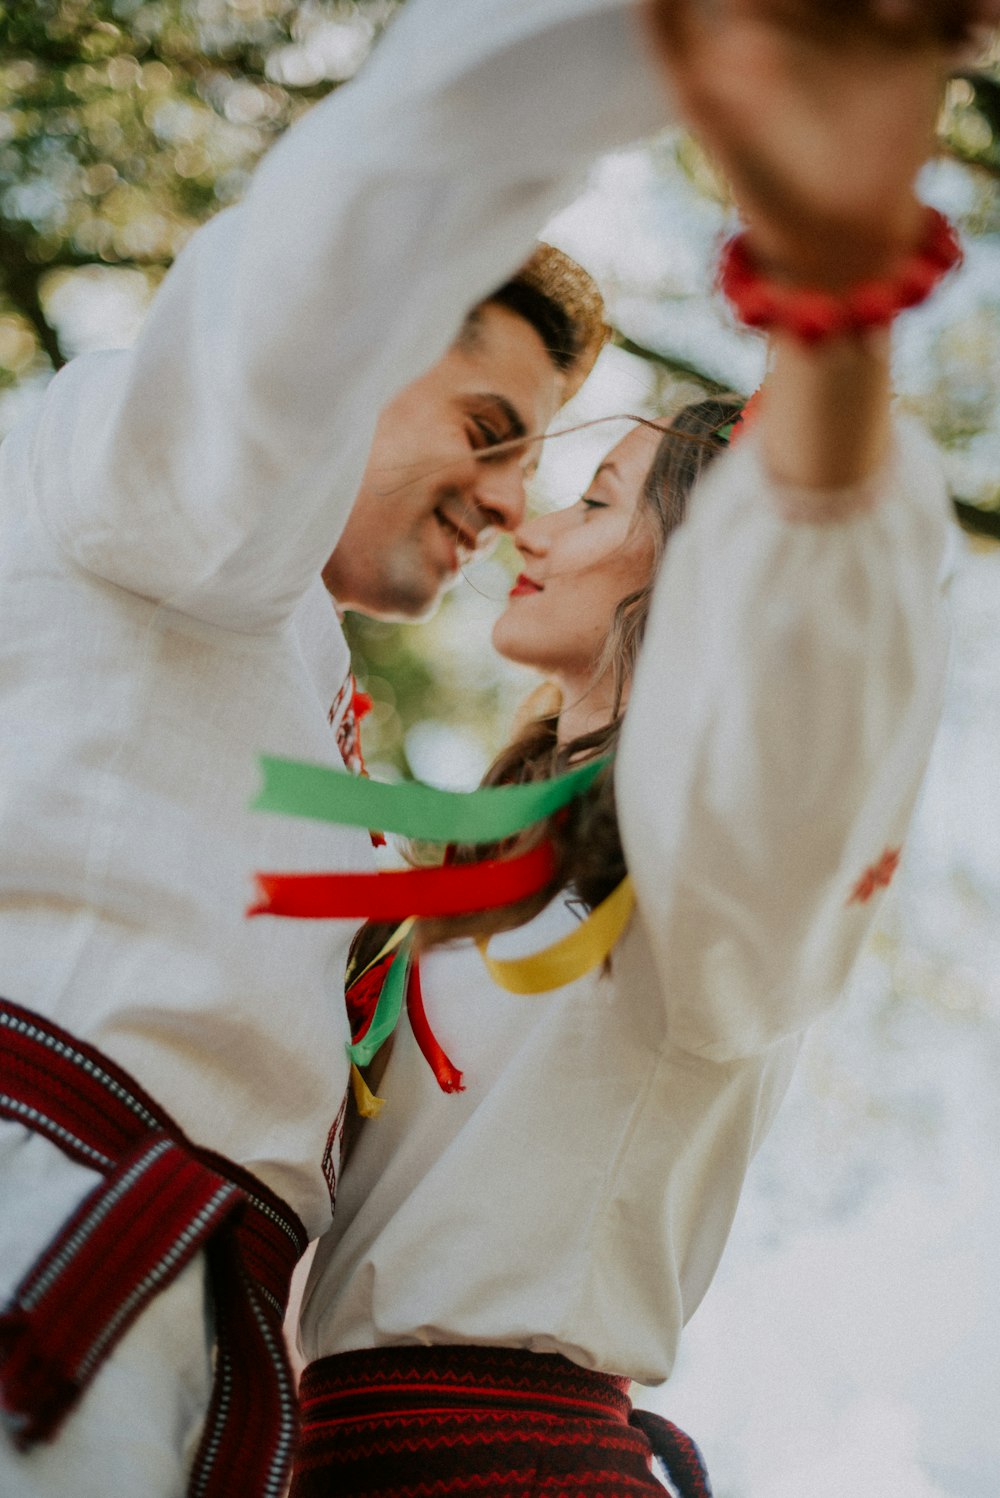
[737,284,776,328]
[847,282,899,328]
[897,261,938,308]
[784,289,843,341]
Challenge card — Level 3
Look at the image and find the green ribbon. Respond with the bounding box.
[253,754,611,844]
[346,942,411,1068]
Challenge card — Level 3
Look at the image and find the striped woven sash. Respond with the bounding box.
[0,998,307,1498]
[292,1344,713,1497]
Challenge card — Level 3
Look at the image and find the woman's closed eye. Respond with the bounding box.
[581,495,610,512]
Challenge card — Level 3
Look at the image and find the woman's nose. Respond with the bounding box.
[511,511,551,558]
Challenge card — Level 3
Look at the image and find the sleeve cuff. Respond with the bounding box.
[753,436,896,526]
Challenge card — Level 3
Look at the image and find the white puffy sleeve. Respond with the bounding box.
[616,420,953,1062]
[10,0,664,627]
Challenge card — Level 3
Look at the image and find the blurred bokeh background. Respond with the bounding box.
[2,5,998,1493]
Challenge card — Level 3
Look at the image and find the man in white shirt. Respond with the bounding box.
[0,4,669,1495]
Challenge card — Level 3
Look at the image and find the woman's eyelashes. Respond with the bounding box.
[581,495,610,512]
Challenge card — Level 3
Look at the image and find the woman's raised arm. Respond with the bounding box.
[617,3,963,1058]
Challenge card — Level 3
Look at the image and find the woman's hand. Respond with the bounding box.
[643,0,955,286]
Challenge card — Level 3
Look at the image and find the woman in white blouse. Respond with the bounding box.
[290,7,970,1496]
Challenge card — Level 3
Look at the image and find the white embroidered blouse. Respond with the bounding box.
[298,430,953,1386]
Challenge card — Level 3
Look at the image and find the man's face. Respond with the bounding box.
[324,302,561,620]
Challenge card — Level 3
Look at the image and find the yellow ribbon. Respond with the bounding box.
[350,1062,387,1119]
[347,915,415,988]
[348,880,635,1113]
[478,876,635,995]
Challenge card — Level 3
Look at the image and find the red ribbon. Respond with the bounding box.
[345,949,397,1046]
[405,957,464,1094]
[249,839,557,920]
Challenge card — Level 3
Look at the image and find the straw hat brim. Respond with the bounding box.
[506,242,609,405]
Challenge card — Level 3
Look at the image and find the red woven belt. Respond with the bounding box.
[294,1345,713,1498]
[0,997,307,1498]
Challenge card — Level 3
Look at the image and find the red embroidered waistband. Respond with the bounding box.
[301,1343,632,1423]
[0,998,307,1498]
[294,1345,713,1498]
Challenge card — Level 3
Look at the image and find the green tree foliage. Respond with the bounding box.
[946,68,1000,178]
[0,1,400,375]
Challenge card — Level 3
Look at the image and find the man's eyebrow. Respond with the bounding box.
[479,394,528,442]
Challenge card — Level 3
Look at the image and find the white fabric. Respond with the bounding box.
[299,426,953,1387]
[0,2,664,1492]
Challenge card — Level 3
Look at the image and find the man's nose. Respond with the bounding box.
[473,458,529,533]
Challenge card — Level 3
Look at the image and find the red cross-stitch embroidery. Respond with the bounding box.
[848,847,901,905]
[328,674,370,777]
[328,672,386,847]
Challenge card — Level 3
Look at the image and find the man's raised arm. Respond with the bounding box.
[6,0,664,625]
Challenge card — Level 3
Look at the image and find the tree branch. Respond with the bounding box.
[953,497,1000,542]
[610,329,736,394]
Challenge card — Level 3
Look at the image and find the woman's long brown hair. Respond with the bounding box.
[347,395,743,983]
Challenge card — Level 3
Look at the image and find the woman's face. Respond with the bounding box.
[492,424,661,684]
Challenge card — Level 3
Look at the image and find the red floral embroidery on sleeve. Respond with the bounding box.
[848,847,901,905]
[328,672,386,848]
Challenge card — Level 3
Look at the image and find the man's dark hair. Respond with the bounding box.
[485,280,580,372]
[459,243,607,396]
